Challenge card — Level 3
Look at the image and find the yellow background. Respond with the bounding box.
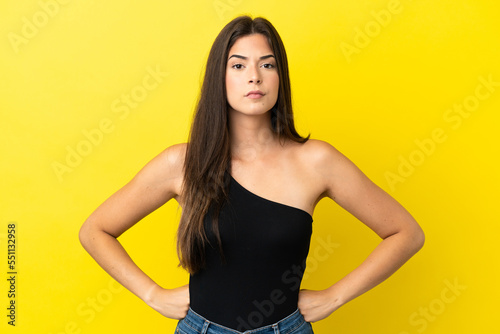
[1,0,498,333]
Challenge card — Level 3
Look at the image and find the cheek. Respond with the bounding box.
[225,74,237,95]
[271,74,279,96]
[225,75,239,108]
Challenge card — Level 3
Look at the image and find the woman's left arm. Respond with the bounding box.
[298,140,425,322]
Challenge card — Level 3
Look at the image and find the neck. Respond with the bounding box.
[229,109,279,162]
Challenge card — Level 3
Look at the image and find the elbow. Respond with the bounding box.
[79,219,96,251]
[410,225,425,253]
[389,223,425,254]
[78,221,90,250]
[79,218,118,252]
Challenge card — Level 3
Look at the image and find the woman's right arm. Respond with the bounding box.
[78,143,189,320]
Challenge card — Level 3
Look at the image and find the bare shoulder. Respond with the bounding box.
[131,142,187,201]
[81,143,188,237]
[294,138,364,201]
[157,142,187,172]
[299,140,423,244]
[296,138,349,170]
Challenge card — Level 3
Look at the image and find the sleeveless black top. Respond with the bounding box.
[189,174,313,331]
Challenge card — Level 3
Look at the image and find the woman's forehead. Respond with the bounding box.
[228,34,273,58]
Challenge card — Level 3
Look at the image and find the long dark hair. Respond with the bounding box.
[177,15,310,274]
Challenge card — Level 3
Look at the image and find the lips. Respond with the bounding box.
[245,90,264,97]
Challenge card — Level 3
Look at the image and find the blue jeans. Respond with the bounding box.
[175,307,314,334]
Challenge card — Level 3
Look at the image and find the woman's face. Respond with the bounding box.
[225,33,279,117]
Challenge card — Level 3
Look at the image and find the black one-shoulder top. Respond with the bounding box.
[189,173,313,331]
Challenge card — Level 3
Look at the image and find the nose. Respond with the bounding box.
[248,65,261,84]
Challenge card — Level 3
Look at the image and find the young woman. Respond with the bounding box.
[79,15,425,334]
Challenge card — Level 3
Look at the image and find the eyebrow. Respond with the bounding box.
[227,54,275,61]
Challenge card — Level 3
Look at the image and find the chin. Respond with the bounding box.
[237,109,272,116]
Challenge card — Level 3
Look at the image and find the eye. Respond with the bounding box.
[231,63,244,69]
[262,63,275,69]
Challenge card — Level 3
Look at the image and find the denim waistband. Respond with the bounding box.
[178,307,307,334]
